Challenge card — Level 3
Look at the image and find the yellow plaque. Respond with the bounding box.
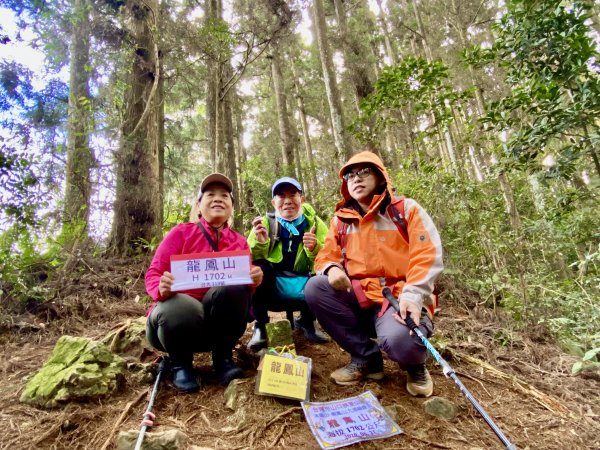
[256,353,311,401]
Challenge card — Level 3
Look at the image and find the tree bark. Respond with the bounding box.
[332,0,374,106]
[108,0,163,255]
[62,0,93,247]
[375,0,397,65]
[206,0,219,171]
[312,0,351,161]
[220,62,241,228]
[270,48,296,176]
[408,0,433,62]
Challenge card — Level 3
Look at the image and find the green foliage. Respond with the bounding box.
[135,236,160,253]
[0,224,53,312]
[572,346,600,375]
[386,155,599,370]
[162,196,192,232]
[356,56,473,141]
[464,0,600,177]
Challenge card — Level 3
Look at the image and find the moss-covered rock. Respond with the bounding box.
[117,429,188,450]
[20,335,126,408]
[266,320,293,349]
[100,316,152,357]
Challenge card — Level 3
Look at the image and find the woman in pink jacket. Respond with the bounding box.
[145,173,263,393]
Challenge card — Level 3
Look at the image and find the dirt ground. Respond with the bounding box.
[0,258,598,450]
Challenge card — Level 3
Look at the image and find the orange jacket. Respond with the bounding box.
[315,151,443,317]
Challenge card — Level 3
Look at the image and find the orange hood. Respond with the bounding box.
[336,151,394,210]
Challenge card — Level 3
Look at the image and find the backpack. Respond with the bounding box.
[336,196,439,316]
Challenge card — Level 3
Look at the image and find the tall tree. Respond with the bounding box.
[312,0,351,161]
[332,0,375,105]
[61,0,93,248]
[270,47,297,176]
[108,0,164,254]
[265,0,298,177]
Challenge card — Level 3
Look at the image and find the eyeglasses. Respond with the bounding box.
[343,166,374,182]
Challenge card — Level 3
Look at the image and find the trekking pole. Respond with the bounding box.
[134,356,169,450]
[382,288,517,450]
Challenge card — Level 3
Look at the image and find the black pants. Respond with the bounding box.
[250,259,315,325]
[146,285,250,365]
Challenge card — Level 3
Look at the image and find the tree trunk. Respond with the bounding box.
[108,0,163,255]
[233,91,245,197]
[206,0,219,170]
[375,0,397,65]
[498,171,521,232]
[270,47,296,176]
[220,62,241,229]
[332,0,374,105]
[312,0,350,162]
[62,0,93,248]
[290,60,318,202]
[409,0,433,62]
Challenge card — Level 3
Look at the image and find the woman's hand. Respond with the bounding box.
[327,266,351,292]
[252,216,268,243]
[159,271,175,298]
[393,300,421,329]
[302,225,317,252]
[250,265,263,287]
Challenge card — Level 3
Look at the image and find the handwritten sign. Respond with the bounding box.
[255,353,311,402]
[301,391,402,449]
[170,250,252,291]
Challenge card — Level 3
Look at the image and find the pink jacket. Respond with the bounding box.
[145,218,251,313]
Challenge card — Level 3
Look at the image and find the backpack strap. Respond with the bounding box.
[267,212,280,254]
[196,221,218,251]
[388,196,409,244]
[336,217,349,268]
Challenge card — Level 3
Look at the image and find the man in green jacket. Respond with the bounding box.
[247,177,329,351]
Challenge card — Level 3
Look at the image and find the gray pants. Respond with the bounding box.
[305,275,432,366]
[146,285,250,365]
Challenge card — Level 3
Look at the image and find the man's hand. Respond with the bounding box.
[250,265,263,287]
[327,266,352,292]
[303,225,317,252]
[159,271,175,298]
[393,299,421,329]
[252,216,268,243]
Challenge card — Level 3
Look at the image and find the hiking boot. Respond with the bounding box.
[170,365,200,393]
[405,364,433,397]
[247,322,268,351]
[214,358,244,386]
[294,318,329,344]
[330,357,384,386]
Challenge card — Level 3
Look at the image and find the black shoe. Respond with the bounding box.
[294,318,329,344]
[214,358,244,386]
[247,322,268,351]
[170,365,200,393]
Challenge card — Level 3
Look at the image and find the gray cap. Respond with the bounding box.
[271,177,302,197]
[198,173,233,199]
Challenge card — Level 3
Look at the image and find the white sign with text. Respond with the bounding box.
[170,250,252,291]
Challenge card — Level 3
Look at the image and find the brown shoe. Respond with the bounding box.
[405,364,433,397]
[330,361,384,386]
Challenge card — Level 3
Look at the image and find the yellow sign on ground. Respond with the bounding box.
[256,353,311,401]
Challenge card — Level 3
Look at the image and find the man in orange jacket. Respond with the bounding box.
[305,151,443,397]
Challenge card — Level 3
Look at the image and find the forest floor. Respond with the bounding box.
[0,257,599,450]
